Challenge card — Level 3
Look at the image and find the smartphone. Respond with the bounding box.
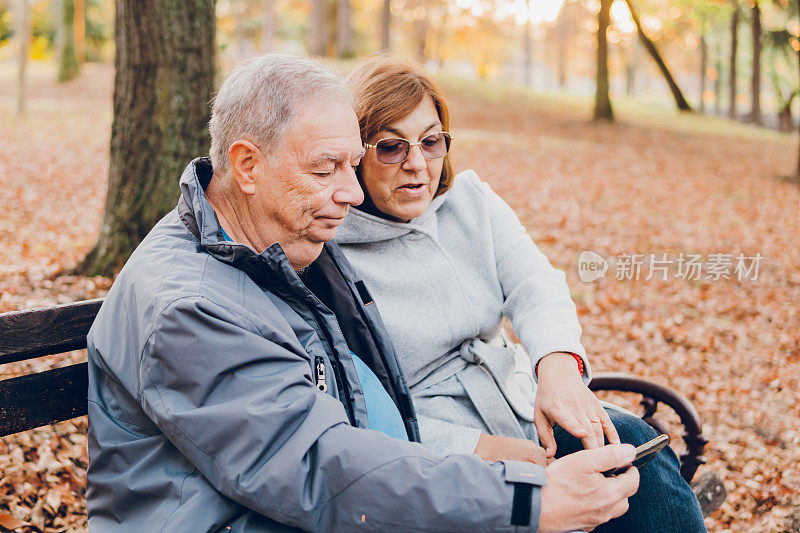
[602,433,670,477]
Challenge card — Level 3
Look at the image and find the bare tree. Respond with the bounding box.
[15,0,31,114]
[78,0,216,276]
[623,0,692,111]
[74,0,84,65]
[621,39,640,97]
[747,1,762,125]
[523,0,532,87]
[414,0,431,63]
[699,25,707,113]
[556,0,573,89]
[380,0,391,51]
[262,0,275,51]
[58,0,80,82]
[714,41,723,115]
[594,0,613,120]
[728,4,740,119]
[337,0,354,58]
[309,0,327,56]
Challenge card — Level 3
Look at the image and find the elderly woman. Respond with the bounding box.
[335,57,706,532]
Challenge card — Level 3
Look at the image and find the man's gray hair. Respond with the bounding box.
[209,54,352,174]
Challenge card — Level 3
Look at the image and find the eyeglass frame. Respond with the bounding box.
[364,131,453,165]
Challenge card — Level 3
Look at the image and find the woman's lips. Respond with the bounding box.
[397,183,427,198]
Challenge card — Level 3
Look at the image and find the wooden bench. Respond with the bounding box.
[0,299,726,517]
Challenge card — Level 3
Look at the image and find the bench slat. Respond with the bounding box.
[0,299,103,364]
[0,363,88,437]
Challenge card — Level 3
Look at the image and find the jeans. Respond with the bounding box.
[552,407,707,533]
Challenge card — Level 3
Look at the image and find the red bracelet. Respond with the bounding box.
[535,352,584,377]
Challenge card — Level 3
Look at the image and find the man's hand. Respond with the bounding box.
[534,352,620,457]
[473,433,548,466]
[539,444,639,533]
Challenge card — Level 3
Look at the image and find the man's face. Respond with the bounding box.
[251,97,364,269]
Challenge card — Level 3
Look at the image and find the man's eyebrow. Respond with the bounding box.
[310,148,366,165]
[310,153,343,165]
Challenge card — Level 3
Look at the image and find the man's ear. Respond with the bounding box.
[228,140,263,195]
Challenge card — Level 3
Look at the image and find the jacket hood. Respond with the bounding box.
[336,189,449,245]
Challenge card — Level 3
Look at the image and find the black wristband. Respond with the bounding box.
[511,482,533,526]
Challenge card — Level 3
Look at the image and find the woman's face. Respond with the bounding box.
[360,97,445,222]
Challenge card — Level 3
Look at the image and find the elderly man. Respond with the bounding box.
[86,54,639,532]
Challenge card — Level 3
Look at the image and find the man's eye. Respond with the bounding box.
[314,171,333,177]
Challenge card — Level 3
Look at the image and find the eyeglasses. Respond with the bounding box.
[365,132,452,165]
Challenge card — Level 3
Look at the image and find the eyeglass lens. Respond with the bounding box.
[375,133,450,164]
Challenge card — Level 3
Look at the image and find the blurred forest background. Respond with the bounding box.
[3,0,800,123]
[1,0,799,531]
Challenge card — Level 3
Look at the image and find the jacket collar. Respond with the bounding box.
[335,190,449,245]
[176,158,307,296]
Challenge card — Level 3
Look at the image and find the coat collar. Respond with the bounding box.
[176,157,307,296]
[335,189,449,245]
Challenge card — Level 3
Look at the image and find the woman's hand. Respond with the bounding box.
[533,352,620,458]
[473,433,548,466]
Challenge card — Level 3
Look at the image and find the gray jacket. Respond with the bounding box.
[86,158,547,532]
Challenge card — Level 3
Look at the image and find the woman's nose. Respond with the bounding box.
[402,144,427,172]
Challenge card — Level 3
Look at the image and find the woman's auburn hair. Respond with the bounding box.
[348,55,454,197]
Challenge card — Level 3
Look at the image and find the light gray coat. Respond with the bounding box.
[336,170,591,456]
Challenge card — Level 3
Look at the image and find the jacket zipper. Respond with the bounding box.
[314,356,327,393]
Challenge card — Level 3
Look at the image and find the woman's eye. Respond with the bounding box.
[380,142,402,151]
[422,136,440,147]
[314,171,332,178]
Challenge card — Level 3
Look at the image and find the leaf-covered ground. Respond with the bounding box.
[1,63,798,531]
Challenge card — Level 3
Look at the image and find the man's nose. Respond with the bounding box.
[333,166,364,206]
[402,144,427,173]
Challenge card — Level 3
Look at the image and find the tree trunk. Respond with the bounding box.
[557,2,568,89]
[623,0,692,111]
[748,1,762,125]
[261,0,275,51]
[309,0,326,56]
[594,0,613,120]
[625,40,639,97]
[15,0,31,114]
[380,0,391,51]
[429,4,448,68]
[714,42,722,115]
[336,0,353,58]
[777,94,795,132]
[74,0,84,65]
[699,31,707,113]
[729,6,739,119]
[415,4,429,62]
[58,0,80,82]
[523,0,532,87]
[77,0,216,277]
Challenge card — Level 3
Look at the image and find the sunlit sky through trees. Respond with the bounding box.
[454,0,634,31]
